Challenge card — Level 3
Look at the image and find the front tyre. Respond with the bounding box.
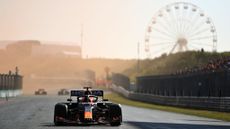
[54,103,68,126]
[109,104,122,126]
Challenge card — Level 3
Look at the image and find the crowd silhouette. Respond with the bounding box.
[174,56,230,75]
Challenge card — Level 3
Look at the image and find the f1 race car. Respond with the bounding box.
[34,89,47,95]
[54,87,122,126]
[58,88,70,95]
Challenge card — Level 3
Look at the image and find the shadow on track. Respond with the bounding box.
[40,122,110,127]
[125,121,230,129]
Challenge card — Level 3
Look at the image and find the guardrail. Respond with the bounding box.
[110,84,230,112]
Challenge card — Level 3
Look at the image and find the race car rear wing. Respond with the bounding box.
[91,90,103,97]
[70,90,104,97]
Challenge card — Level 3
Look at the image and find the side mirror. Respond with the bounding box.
[103,99,109,101]
[67,98,72,102]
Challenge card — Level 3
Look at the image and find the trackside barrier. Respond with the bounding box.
[0,71,23,98]
[111,73,130,90]
[111,84,230,112]
[136,70,230,97]
[110,84,129,98]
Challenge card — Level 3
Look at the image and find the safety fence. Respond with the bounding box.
[0,73,23,97]
[110,84,230,112]
[111,71,230,112]
[136,70,230,97]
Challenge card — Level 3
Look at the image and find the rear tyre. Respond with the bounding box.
[54,103,68,126]
[109,104,122,126]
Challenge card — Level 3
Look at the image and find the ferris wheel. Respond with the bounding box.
[144,2,217,57]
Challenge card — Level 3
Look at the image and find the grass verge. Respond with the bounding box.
[104,92,230,122]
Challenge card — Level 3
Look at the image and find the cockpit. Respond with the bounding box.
[77,95,98,103]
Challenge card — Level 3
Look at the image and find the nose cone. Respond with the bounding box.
[84,106,93,119]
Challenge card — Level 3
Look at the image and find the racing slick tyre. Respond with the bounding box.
[108,104,122,126]
[54,103,68,126]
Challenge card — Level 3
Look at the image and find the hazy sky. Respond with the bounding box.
[0,0,230,59]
